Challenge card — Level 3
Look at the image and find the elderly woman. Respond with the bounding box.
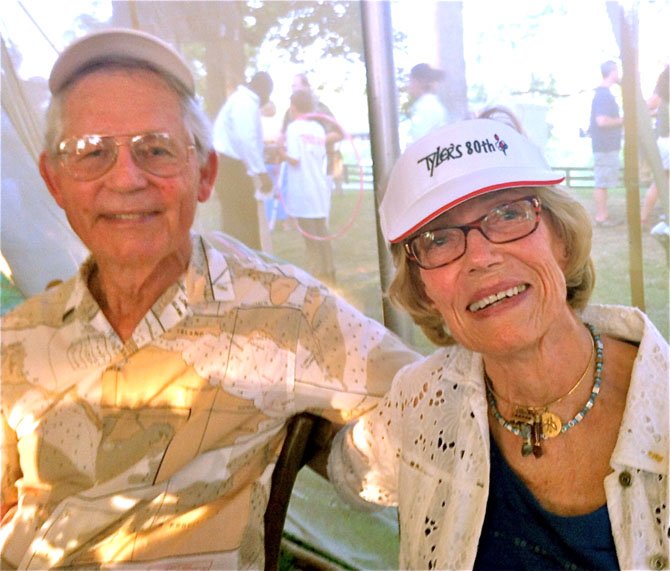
[328,117,669,570]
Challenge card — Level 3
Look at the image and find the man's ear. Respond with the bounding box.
[197,150,218,203]
[39,152,65,208]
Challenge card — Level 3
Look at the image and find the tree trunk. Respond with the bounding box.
[436,1,469,121]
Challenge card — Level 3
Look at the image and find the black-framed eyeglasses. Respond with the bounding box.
[404,196,542,270]
[56,132,195,181]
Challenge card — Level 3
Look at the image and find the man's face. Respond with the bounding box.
[605,64,620,84]
[41,68,214,272]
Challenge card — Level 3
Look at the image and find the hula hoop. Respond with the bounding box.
[277,112,365,242]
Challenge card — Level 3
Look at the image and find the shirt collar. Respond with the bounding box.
[61,232,237,327]
[62,257,102,323]
[582,305,669,475]
[185,233,236,303]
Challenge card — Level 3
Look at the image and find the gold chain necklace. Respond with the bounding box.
[485,324,601,457]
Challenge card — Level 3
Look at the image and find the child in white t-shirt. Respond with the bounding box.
[281,90,336,283]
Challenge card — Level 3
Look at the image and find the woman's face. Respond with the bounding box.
[418,188,571,356]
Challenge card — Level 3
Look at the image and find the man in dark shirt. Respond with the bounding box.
[589,60,623,226]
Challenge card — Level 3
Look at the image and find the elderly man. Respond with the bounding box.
[0,29,418,570]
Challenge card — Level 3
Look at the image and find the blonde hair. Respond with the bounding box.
[387,185,596,346]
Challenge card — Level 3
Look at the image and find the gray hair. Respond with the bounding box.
[43,58,213,165]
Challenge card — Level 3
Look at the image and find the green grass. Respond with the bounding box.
[270,188,386,320]
[571,186,669,340]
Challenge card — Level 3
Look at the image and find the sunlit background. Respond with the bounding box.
[1,2,669,567]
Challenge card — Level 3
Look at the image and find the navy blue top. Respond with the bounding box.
[473,435,619,571]
[590,86,622,153]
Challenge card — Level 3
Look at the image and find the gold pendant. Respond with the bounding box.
[511,405,542,424]
[541,411,562,438]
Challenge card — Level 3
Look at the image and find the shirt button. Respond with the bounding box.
[649,554,667,570]
[618,470,632,487]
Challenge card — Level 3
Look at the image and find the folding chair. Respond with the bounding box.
[264,412,333,571]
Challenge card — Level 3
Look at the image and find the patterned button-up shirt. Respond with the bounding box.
[0,232,418,570]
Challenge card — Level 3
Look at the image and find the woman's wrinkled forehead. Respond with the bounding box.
[416,187,535,234]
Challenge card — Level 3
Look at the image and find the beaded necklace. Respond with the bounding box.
[486,334,595,420]
[486,324,603,458]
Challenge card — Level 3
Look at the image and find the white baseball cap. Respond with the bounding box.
[380,119,565,243]
[49,28,195,95]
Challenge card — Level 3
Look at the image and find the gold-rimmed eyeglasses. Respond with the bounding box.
[56,132,195,181]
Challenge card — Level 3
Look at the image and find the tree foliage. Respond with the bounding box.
[241,1,363,63]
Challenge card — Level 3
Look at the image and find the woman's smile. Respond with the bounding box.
[467,283,529,313]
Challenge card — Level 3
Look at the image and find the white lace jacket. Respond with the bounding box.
[329,305,669,570]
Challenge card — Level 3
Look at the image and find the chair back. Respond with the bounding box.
[264,412,333,571]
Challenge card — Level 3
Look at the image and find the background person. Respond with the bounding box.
[405,62,449,145]
[213,71,274,250]
[328,116,668,570]
[641,63,669,237]
[0,29,419,570]
[589,60,624,226]
[280,89,336,284]
[281,73,344,192]
[260,100,290,232]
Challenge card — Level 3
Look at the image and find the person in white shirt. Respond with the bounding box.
[281,90,336,284]
[213,72,274,250]
[406,63,449,145]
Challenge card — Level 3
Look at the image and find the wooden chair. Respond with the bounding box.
[264,412,333,571]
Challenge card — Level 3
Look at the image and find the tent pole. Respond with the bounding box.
[360,1,415,342]
[615,2,646,310]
